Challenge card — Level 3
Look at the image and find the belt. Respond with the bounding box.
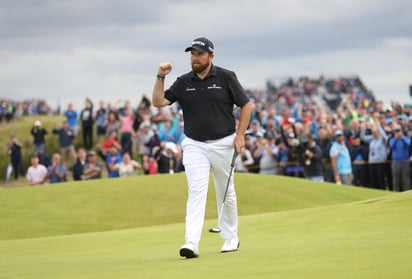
[392,160,410,164]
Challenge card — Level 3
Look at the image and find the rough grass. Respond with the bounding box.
[0,115,65,184]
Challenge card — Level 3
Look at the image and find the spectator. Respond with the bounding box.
[45,153,67,184]
[235,146,254,173]
[135,121,154,161]
[158,119,178,143]
[146,125,161,156]
[95,100,107,145]
[30,120,47,153]
[360,122,388,190]
[302,135,324,182]
[105,111,120,137]
[276,140,289,176]
[142,154,158,175]
[243,135,260,173]
[330,130,353,185]
[350,133,369,187]
[388,124,411,191]
[80,97,94,150]
[155,142,179,174]
[100,131,122,155]
[81,151,103,180]
[72,148,88,181]
[281,127,305,178]
[113,152,142,177]
[26,154,48,185]
[119,107,135,157]
[64,103,79,137]
[103,145,123,178]
[7,134,25,181]
[246,119,265,144]
[53,120,76,168]
[253,132,278,175]
[317,126,333,182]
[37,149,51,168]
[263,117,279,142]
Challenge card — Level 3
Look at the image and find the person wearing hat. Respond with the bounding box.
[31,120,48,153]
[407,115,412,132]
[152,37,253,258]
[349,132,368,187]
[253,132,278,175]
[329,130,352,185]
[155,141,180,174]
[388,124,411,192]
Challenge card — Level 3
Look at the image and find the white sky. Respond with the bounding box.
[1,0,412,110]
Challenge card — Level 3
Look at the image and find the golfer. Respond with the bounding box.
[152,37,253,259]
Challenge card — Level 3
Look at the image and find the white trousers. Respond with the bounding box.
[181,134,238,246]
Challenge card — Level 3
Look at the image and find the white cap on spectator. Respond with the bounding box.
[165,142,178,154]
[140,121,150,129]
[393,124,402,131]
[34,120,41,126]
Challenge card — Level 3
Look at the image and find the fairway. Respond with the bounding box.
[0,174,411,278]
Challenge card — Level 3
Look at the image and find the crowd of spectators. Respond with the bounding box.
[0,99,52,124]
[5,76,412,191]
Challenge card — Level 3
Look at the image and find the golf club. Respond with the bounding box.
[209,150,237,233]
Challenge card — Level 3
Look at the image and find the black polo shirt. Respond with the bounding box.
[165,65,249,141]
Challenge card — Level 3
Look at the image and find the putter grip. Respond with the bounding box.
[230,150,237,167]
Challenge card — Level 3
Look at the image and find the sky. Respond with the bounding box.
[1,0,412,111]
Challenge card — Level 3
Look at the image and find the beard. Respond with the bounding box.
[191,61,210,74]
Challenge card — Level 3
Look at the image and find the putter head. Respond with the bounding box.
[209,227,221,233]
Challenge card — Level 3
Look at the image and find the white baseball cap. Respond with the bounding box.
[165,142,178,154]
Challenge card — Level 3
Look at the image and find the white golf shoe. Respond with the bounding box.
[221,237,240,253]
[179,242,199,259]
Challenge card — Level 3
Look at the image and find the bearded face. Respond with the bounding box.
[190,50,213,74]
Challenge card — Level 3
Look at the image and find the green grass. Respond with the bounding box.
[0,173,388,240]
[1,174,410,278]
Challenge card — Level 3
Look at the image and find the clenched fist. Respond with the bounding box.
[158,62,173,76]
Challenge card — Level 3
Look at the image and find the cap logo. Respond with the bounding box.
[193,40,206,46]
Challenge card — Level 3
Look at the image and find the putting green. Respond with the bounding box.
[0,189,410,278]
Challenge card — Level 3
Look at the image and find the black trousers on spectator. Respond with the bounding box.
[368,162,386,190]
[11,159,25,180]
[352,163,368,187]
[82,125,93,150]
[384,162,393,191]
[121,132,133,158]
[322,163,334,182]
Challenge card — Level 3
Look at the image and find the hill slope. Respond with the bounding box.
[0,173,389,240]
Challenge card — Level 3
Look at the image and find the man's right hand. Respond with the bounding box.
[158,62,172,76]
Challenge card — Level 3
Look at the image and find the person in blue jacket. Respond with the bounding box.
[388,124,411,191]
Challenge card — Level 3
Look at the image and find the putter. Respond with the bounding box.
[209,150,237,233]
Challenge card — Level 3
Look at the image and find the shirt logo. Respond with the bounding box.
[207,84,222,90]
[185,87,196,91]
